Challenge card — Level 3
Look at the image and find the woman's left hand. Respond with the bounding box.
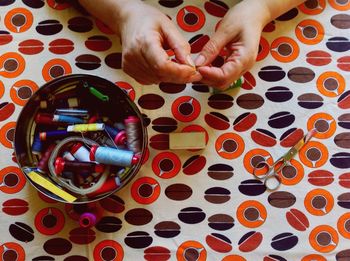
[194,1,268,90]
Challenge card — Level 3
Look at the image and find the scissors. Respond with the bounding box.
[253,129,316,191]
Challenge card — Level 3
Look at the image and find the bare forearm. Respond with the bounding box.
[78,0,139,34]
[241,0,305,25]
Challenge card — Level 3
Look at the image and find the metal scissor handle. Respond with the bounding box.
[253,157,286,191]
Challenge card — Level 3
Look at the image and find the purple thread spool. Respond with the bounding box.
[124,116,142,153]
[32,134,43,155]
[54,157,104,175]
[89,145,139,167]
[105,125,127,146]
[39,130,69,141]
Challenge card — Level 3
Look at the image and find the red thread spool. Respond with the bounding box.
[54,157,104,175]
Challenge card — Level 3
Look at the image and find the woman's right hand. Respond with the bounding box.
[80,0,201,85]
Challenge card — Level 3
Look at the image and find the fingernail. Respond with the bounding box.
[195,54,206,66]
[186,55,195,68]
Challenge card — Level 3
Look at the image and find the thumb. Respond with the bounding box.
[195,31,229,67]
[162,22,195,67]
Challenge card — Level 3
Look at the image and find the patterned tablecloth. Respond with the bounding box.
[1,0,350,260]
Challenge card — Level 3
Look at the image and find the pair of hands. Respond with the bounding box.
[118,1,266,90]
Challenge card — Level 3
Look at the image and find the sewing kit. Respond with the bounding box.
[14,74,147,203]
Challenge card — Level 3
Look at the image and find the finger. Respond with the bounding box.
[161,22,195,67]
[197,59,243,90]
[123,57,159,85]
[141,37,199,83]
[194,28,232,67]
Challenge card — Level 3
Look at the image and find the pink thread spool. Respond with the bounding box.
[79,212,101,228]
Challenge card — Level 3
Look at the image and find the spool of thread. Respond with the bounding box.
[67,123,104,132]
[70,143,91,162]
[87,176,121,198]
[79,212,100,228]
[88,114,99,124]
[105,125,127,146]
[39,130,69,141]
[37,144,56,173]
[35,113,67,126]
[32,135,43,155]
[62,151,76,161]
[53,114,84,124]
[54,157,104,175]
[125,116,142,153]
[40,97,79,109]
[114,122,125,130]
[55,108,89,118]
[90,145,139,167]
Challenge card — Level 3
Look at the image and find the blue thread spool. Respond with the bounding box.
[32,135,43,155]
[89,145,139,167]
[55,108,89,118]
[53,114,85,124]
[39,130,69,141]
[105,125,127,146]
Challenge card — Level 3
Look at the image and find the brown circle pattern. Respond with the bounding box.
[1,0,349,260]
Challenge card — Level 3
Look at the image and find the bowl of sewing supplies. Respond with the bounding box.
[14,74,147,203]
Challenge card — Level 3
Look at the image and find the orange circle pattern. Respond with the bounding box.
[0,1,348,259]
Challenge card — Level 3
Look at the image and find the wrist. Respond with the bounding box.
[237,0,272,27]
[78,0,141,35]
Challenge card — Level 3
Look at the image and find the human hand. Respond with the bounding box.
[194,1,268,90]
[115,1,202,85]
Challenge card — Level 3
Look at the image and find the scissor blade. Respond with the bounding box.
[283,129,316,162]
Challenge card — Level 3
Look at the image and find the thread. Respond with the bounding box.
[124,116,142,153]
[54,157,104,175]
[87,176,121,197]
[37,143,56,173]
[90,145,139,167]
[62,151,75,161]
[47,136,109,195]
[55,109,89,118]
[105,125,127,146]
[35,113,67,126]
[79,212,99,228]
[70,143,91,162]
[67,123,104,132]
[39,130,69,141]
[32,135,43,155]
[53,114,84,124]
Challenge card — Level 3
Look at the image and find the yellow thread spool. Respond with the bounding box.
[67,123,105,132]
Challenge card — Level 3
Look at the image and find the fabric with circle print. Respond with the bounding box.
[0,0,349,260]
